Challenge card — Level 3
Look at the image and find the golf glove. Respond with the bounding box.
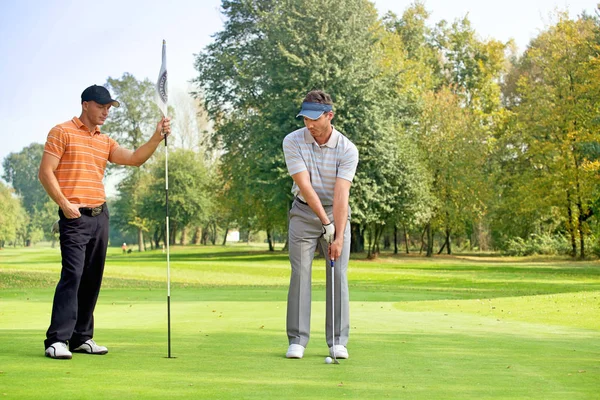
[322,222,335,243]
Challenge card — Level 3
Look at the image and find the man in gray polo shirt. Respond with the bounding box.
[282,90,359,360]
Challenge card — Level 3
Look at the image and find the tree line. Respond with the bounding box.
[2,1,600,258]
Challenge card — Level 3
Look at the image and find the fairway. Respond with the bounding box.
[1,245,599,399]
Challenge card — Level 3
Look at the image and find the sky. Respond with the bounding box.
[0,0,596,186]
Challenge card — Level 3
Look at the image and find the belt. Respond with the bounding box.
[80,204,104,217]
[295,197,333,207]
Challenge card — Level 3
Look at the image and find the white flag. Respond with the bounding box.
[156,40,168,117]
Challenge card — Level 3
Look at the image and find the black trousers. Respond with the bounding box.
[44,205,109,350]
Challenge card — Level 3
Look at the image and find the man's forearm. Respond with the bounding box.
[303,190,330,225]
[332,185,350,243]
[332,202,348,242]
[39,169,69,208]
[130,136,163,166]
[292,171,330,224]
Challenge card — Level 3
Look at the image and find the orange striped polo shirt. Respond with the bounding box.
[43,117,119,207]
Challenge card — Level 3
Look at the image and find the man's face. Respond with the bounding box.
[304,111,333,141]
[83,101,112,126]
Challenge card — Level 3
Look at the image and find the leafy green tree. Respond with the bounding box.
[102,73,164,250]
[104,73,162,151]
[195,0,418,253]
[497,13,600,258]
[0,181,25,247]
[141,148,214,246]
[2,143,47,213]
[2,143,55,245]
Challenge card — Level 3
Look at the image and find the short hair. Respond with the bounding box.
[303,90,333,105]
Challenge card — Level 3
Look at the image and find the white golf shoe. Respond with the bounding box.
[45,342,72,359]
[72,339,108,355]
[286,344,305,359]
[329,345,349,359]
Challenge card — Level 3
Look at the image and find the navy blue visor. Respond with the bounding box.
[296,102,333,120]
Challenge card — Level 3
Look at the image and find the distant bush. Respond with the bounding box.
[589,235,600,258]
[503,233,570,256]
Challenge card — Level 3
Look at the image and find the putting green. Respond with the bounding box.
[0,245,598,399]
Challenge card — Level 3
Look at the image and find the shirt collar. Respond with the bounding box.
[72,117,101,135]
[303,126,340,148]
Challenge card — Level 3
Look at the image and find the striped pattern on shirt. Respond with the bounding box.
[283,127,359,206]
[43,117,119,207]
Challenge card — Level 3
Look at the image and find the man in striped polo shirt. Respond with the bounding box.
[39,85,171,359]
[283,90,359,360]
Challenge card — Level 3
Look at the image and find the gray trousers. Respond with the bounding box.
[286,199,350,348]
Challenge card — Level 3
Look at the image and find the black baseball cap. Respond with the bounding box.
[81,85,120,107]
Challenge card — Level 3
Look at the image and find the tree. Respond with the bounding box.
[2,143,55,245]
[103,74,162,151]
[195,0,412,253]
[102,73,164,250]
[141,148,214,246]
[2,143,47,213]
[497,13,600,258]
[0,181,25,248]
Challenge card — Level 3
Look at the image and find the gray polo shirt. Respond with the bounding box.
[283,126,359,206]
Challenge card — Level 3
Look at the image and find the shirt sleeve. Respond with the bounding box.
[283,133,307,176]
[107,136,120,159]
[43,126,67,160]
[337,141,359,182]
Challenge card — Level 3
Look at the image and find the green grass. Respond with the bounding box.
[0,244,599,399]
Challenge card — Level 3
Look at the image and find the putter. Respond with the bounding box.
[330,255,340,364]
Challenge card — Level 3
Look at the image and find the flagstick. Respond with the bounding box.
[165,132,171,359]
[156,39,173,359]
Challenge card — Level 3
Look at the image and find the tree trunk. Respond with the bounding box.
[577,210,585,259]
[426,222,433,257]
[438,240,446,254]
[153,228,161,249]
[383,232,391,250]
[350,222,364,253]
[222,226,229,246]
[190,226,199,245]
[566,193,577,258]
[438,227,451,255]
[267,229,274,251]
[419,225,426,255]
[137,228,144,252]
[211,221,217,245]
[374,224,383,255]
[180,226,187,246]
[200,225,208,246]
[366,224,374,259]
[404,225,410,254]
[170,221,177,246]
[393,225,398,254]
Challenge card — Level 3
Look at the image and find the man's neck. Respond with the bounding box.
[79,114,97,132]
[315,125,333,146]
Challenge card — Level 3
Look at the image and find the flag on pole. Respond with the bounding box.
[155,39,173,358]
[156,40,168,117]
